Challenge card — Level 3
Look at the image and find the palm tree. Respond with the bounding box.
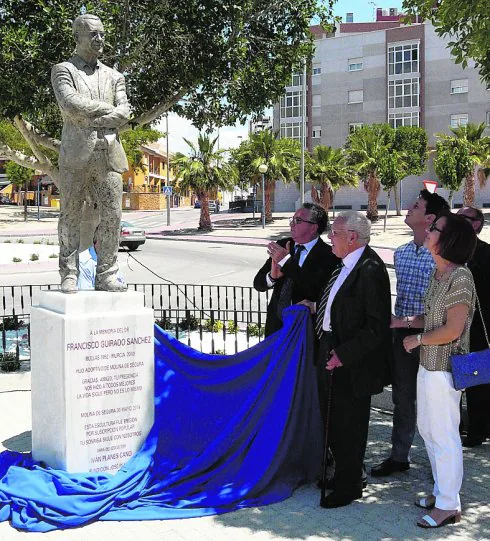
[345,125,392,222]
[172,133,236,231]
[450,122,490,206]
[232,131,300,222]
[306,145,357,222]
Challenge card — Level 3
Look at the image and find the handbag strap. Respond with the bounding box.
[475,293,490,348]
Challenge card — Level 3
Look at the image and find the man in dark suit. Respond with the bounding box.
[310,211,392,508]
[457,206,490,447]
[253,203,339,337]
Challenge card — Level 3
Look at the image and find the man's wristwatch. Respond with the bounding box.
[416,333,423,345]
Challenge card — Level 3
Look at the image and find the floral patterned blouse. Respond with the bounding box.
[420,266,475,372]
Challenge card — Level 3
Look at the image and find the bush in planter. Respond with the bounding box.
[179,315,199,331]
[0,352,21,372]
[203,319,224,333]
[0,317,24,331]
[247,323,264,338]
[155,318,174,331]
[30,253,40,261]
[227,320,238,334]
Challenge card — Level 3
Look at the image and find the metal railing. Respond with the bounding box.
[0,284,271,369]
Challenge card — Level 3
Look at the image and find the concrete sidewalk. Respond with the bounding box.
[0,378,489,540]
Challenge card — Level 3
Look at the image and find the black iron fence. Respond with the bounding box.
[0,284,271,371]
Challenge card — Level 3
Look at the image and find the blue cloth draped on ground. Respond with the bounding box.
[0,306,322,532]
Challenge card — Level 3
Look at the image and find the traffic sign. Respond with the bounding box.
[162,186,173,196]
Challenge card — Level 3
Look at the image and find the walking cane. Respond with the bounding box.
[320,368,334,507]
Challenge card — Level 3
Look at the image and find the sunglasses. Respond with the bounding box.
[428,222,443,233]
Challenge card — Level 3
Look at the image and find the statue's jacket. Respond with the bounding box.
[51,55,130,173]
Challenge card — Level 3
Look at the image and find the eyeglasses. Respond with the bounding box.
[289,217,316,226]
[80,31,105,38]
[328,229,354,237]
[428,222,443,233]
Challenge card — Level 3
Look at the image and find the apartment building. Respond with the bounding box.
[273,12,490,211]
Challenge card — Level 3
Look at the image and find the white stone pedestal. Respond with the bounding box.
[31,291,154,474]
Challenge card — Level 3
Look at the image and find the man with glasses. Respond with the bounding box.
[305,211,391,507]
[372,189,449,477]
[253,203,339,337]
[457,206,490,447]
[52,14,130,293]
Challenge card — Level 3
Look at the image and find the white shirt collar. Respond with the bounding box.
[342,245,366,270]
[297,236,319,253]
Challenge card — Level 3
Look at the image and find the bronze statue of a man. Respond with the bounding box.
[52,14,130,293]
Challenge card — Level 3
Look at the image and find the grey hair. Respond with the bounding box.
[73,14,102,37]
[338,211,371,244]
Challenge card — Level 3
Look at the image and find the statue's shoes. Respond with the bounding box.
[95,279,128,292]
[61,276,78,294]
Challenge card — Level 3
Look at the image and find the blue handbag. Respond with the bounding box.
[451,296,490,390]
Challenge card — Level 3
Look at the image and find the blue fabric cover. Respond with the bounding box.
[0,306,321,532]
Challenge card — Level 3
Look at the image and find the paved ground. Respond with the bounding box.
[0,205,489,539]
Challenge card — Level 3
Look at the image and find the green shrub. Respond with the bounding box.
[46,239,55,245]
[30,253,39,261]
[33,240,42,245]
[16,239,24,244]
[155,318,174,330]
[0,352,21,372]
[204,319,224,333]
[12,257,22,263]
[214,349,225,355]
[179,315,199,331]
[49,253,57,258]
[4,239,11,243]
[0,317,24,331]
[227,320,238,333]
[247,323,264,338]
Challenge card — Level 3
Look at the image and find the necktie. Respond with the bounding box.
[276,245,305,320]
[315,263,343,339]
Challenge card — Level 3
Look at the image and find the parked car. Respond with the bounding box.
[0,195,11,205]
[194,200,201,209]
[119,221,146,251]
[208,200,220,213]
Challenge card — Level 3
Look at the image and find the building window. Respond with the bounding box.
[280,122,302,140]
[388,78,419,109]
[291,72,303,87]
[312,95,321,108]
[348,57,363,72]
[388,43,419,75]
[349,123,364,133]
[450,79,468,94]
[312,126,322,138]
[348,90,363,104]
[389,112,419,128]
[450,114,468,128]
[280,90,302,119]
[312,65,322,76]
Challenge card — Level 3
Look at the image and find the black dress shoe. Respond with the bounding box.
[320,489,363,508]
[317,477,367,490]
[371,457,410,477]
[462,435,485,448]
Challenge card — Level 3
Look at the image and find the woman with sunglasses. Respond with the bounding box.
[400,211,476,528]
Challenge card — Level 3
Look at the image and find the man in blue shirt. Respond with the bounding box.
[371,189,449,477]
[78,239,126,290]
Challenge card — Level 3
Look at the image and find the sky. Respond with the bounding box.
[161,1,406,155]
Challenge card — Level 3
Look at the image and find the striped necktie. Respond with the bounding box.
[315,263,343,339]
[276,244,305,320]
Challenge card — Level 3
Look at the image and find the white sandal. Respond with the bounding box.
[415,495,435,509]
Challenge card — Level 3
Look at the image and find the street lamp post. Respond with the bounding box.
[166,112,171,226]
[299,57,307,205]
[37,178,42,221]
[258,163,268,229]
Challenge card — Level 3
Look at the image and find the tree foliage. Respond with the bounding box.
[0,0,334,182]
[172,134,236,231]
[306,146,357,219]
[5,161,34,187]
[403,0,490,86]
[433,135,473,206]
[231,131,301,222]
[120,127,163,171]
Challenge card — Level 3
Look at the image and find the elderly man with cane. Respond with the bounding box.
[302,211,392,508]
